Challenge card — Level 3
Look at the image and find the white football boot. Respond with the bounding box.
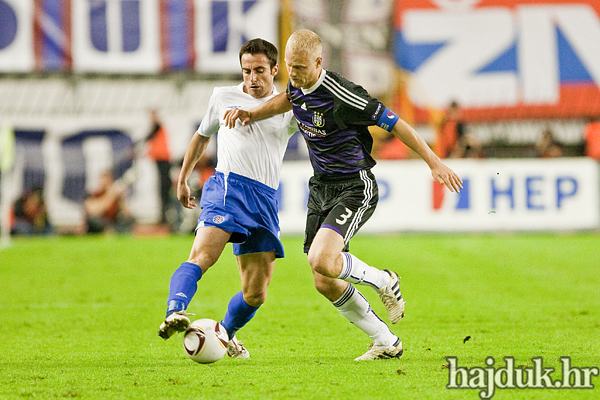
[354,339,403,361]
[158,310,194,340]
[227,336,250,359]
[377,270,405,324]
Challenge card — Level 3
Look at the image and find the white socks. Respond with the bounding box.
[332,284,397,346]
[337,252,390,290]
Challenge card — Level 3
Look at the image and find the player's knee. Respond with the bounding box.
[307,250,335,278]
[243,290,267,307]
[188,252,219,271]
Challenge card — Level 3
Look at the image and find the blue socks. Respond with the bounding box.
[166,262,203,317]
[221,291,260,339]
[166,263,260,339]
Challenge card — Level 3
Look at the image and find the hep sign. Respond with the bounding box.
[490,175,578,211]
[428,158,598,231]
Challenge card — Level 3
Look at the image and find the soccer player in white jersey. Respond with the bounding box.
[158,39,296,359]
[225,30,463,360]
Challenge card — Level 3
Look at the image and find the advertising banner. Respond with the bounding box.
[395,0,600,122]
[278,159,600,233]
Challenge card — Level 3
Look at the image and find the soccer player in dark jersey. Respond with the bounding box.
[225,30,462,360]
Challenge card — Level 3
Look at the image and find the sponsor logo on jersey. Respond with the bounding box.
[298,120,327,137]
[312,111,325,127]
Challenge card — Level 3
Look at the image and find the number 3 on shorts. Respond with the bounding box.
[335,207,353,225]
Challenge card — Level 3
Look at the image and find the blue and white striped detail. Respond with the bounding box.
[332,284,356,308]
[159,0,195,70]
[34,0,72,71]
[339,252,380,289]
[338,252,353,280]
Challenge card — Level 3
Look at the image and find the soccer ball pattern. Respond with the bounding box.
[183,319,229,364]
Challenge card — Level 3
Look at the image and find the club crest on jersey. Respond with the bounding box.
[212,215,225,224]
[312,111,325,128]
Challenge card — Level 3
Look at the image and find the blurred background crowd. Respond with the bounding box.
[1,0,599,238]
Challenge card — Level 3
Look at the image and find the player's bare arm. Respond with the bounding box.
[391,118,463,193]
[177,133,211,209]
[223,92,293,129]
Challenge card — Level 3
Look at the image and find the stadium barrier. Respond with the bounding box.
[3,133,599,233]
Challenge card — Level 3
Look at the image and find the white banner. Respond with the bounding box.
[0,0,279,74]
[72,0,161,73]
[0,0,33,72]
[194,0,279,73]
[278,159,600,233]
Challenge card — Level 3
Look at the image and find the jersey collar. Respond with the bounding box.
[301,69,326,95]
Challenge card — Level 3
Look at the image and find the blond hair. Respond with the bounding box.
[286,29,322,59]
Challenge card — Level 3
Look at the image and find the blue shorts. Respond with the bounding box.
[197,171,284,258]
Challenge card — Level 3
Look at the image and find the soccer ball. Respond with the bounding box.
[183,319,229,364]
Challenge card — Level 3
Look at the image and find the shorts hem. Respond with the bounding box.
[321,224,343,238]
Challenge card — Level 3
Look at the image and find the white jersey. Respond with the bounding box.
[197,83,296,190]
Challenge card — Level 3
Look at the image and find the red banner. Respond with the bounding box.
[394,0,600,123]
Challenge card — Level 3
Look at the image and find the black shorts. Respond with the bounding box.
[304,169,378,253]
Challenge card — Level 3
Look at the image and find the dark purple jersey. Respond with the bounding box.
[286,69,399,176]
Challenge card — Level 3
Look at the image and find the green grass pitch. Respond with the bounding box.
[1,233,599,399]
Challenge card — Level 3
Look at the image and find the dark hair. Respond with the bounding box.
[239,38,278,69]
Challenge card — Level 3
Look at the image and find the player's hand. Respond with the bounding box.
[223,108,252,129]
[431,163,463,193]
[177,182,196,209]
